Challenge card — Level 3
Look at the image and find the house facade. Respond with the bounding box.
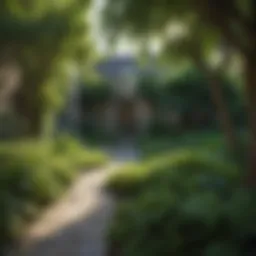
[59,55,160,138]
[96,56,158,136]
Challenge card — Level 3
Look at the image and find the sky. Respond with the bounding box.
[87,0,195,59]
[87,0,162,56]
[86,0,241,81]
[88,0,135,55]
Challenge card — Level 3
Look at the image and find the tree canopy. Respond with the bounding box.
[0,0,92,136]
[102,0,255,177]
[103,0,254,57]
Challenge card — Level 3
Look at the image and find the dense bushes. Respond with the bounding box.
[163,70,244,128]
[109,186,256,256]
[106,147,256,256]
[138,69,244,133]
[80,81,112,138]
[79,69,244,139]
[0,135,108,250]
[81,81,111,108]
[0,112,27,140]
[107,150,239,197]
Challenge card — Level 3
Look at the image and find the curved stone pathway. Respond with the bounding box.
[9,140,139,256]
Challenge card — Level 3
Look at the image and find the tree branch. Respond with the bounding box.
[229,1,254,37]
[195,0,251,57]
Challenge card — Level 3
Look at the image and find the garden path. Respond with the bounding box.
[8,139,139,256]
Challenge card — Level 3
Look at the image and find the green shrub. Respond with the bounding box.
[52,134,108,169]
[139,130,227,158]
[107,150,251,256]
[0,113,27,140]
[0,136,108,249]
[107,150,240,197]
[110,187,256,256]
[137,68,244,131]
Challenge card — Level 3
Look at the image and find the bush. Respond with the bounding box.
[137,68,244,132]
[106,151,253,256]
[107,150,239,197]
[138,130,226,158]
[0,136,108,249]
[53,134,108,169]
[0,112,27,140]
[110,187,256,256]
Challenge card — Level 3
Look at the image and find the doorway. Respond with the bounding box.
[118,99,136,136]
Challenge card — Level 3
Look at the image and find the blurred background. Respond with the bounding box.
[0,0,256,255]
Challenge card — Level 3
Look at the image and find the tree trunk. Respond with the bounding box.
[14,88,42,137]
[192,52,240,161]
[207,73,239,156]
[14,75,44,137]
[197,63,240,162]
[244,56,256,186]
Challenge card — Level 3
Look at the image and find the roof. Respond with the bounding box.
[96,56,139,79]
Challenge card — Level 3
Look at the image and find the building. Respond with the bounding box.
[59,55,163,138]
[94,55,154,136]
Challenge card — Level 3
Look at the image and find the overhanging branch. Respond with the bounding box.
[195,0,251,57]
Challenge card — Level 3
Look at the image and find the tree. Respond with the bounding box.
[162,22,241,158]
[102,0,256,184]
[102,2,240,160]
[0,0,92,137]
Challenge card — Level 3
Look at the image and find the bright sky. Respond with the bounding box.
[87,0,191,58]
[87,0,230,77]
[87,0,162,56]
[88,0,132,55]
